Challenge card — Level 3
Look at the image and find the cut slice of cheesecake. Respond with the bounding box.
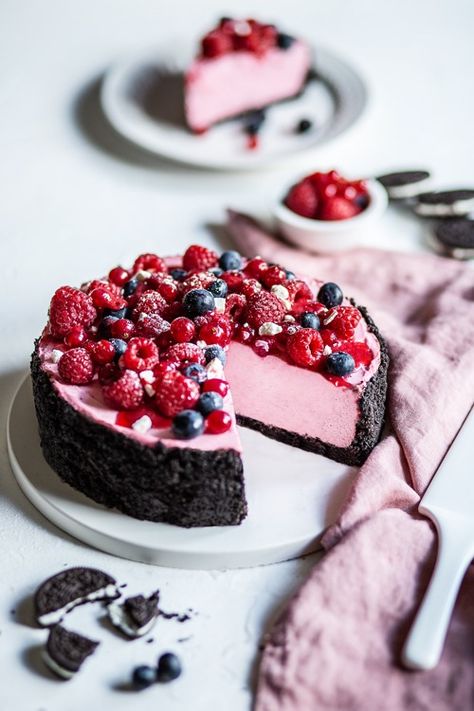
[184,18,312,133]
[31,245,388,528]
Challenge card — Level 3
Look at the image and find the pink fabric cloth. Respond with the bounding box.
[226,212,474,711]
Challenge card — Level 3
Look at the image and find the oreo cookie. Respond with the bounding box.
[107,591,160,638]
[432,219,474,259]
[376,170,431,200]
[35,567,120,627]
[43,624,99,679]
[414,189,474,217]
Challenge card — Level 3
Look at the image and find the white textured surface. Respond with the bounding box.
[0,1,473,710]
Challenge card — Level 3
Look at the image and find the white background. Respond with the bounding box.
[1,1,473,709]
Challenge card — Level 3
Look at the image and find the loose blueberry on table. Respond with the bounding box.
[45,244,376,441]
[285,170,370,220]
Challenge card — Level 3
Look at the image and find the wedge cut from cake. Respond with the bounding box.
[31,245,388,528]
[184,17,312,133]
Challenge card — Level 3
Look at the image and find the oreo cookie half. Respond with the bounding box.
[107,591,160,638]
[376,170,431,200]
[35,567,120,627]
[414,189,474,217]
[43,624,99,679]
[433,219,474,259]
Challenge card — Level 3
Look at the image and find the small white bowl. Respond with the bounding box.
[274,178,388,253]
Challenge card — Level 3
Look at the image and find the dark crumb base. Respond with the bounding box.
[30,348,247,528]
[237,304,389,467]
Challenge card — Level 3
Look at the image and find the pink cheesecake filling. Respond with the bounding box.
[185,41,311,132]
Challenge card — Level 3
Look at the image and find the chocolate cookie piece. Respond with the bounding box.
[43,624,99,679]
[414,189,474,217]
[107,591,160,638]
[433,219,474,259]
[376,170,431,200]
[35,567,120,627]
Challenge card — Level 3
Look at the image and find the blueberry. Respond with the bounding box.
[156,652,182,683]
[103,306,127,319]
[98,315,118,337]
[244,109,266,136]
[170,268,187,282]
[132,665,156,689]
[277,32,295,49]
[300,312,320,330]
[123,278,138,298]
[326,352,355,376]
[208,279,228,298]
[285,270,296,281]
[219,250,242,272]
[208,267,223,277]
[108,338,127,359]
[296,118,313,134]
[182,288,215,318]
[317,282,343,308]
[172,410,204,440]
[197,391,224,416]
[204,344,226,365]
[355,195,370,209]
[182,363,207,384]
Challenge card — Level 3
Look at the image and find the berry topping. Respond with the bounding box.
[317,282,343,308]
[169,268,187,282]
[135,313,171,339]
[318,196,360,221]
[287,328,324,368]
[204,344,226,365]
[132,665,156,690]
[201,30,233,58]
[224,293,247,321]
[197,391,224,416]
[91,286,126,311]
[154,371,200,417]
[133,290,168,319]
[284,179,318,218]
[182,362,207,384]
[325,306,361,339]
[244,109,266,136]
[182,244,218,272]
[333,341,373,367]
[108,266,130,286]
[277,32,295,49]
[326,351,356,376]
[170,317,196,343]
[261,265,287,288]
[166,342,205,365]
[219,250,243,272]
[58,347,95,384]
[123,337,160,372]
[300,312,320,329]
[203,379,229,398]
[296,118,313,134]
[108,338,128,359]
[198,314,232,347]
[49,286,97,338]
[244,257,267,279]
[172,409,205,440]
[246,291,286,328]
[133,253,167,274]
[208,278,228,298]
[205,410,232,434]
[64,325,88,348]
[123,277,139,298]
[182,288,215,318]
[110,318,135,340]
[103,370,144,410]
[91,339,116,365]
[156,652,182,683]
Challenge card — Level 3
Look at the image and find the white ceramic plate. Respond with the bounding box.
[7,376,356,570]
[101,43,368,171]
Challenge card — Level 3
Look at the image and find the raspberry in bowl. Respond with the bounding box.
[274,169,388,253]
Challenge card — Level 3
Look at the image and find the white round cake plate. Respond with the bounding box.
[7,376,357,570]
[101,43,368,171]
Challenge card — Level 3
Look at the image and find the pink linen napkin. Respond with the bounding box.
[226,211,474,711]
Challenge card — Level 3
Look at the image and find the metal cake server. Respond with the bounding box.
[402,405,474,670]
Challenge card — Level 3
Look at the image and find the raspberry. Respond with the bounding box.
[162,302,183,322]
[132,290,167,319]
[287,329,324,368]
[261,265,287,288]
[285,179,318,218]
[240,278,262,299]
[102,369,144,410]
[221,271,244,292]
[198,314,232,346]
[153,361,178,382]
[108,266,130,286]
[64,325,88,348]
[202,379,229,398]
[154,371,200,417]
[165,342,205,365]
[324,306,361,339]
[84,279,121,297]
[182,245,218,272]
[122,337,159,372]
[179,272,215,296]
[234,323,255,344]
[253,338,274,357]
[91,339,116,365]
[317,197,360,221]
[291,299,327,318]
[49,286,97,338]
[170,317,196,343]
[134,312,171,339]
[133,253,167,274]
[205,410,232,434]
[58,347,95,384]
[201,30,232,58]
[285,280,314,304]
[246,291,286,328]
[225,293,247,322]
